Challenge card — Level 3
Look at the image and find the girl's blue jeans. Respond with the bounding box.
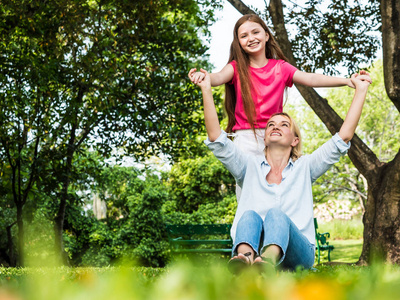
[232,208,315,270]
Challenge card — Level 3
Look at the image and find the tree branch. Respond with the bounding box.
[226,0,257,15]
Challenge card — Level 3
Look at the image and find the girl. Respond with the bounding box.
[194,68,370,274]
[189,14,371,156]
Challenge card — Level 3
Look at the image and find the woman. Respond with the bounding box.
[193,68,371,274]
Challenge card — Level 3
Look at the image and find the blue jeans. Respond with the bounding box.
[232,208,315,270]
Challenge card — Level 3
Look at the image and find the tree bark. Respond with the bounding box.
[381,0,400,111]
[6,222,17,267]
[228,0,400,264]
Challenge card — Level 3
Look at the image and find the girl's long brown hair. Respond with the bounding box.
[225,14,289,133]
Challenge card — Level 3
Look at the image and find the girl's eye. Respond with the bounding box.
[268,123,274,127]
[282,124,288,127]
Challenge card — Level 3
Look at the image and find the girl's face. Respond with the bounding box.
[237,21,269,55]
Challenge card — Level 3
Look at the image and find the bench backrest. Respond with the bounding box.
[166,224,232,236]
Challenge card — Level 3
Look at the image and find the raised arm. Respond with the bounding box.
[293,70,372,89]
[188,64,234,87]
[194,69,222,141]
[338,71,371,143]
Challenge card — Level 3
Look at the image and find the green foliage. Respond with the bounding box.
[123,183,170,267]
[0,0,221,265]
[286,0,380,75]
[166,152,235,213]
[63,166,170,267]
[163,194,237,225]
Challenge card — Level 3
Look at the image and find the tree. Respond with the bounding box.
[226,0,400,264]
[0,0,219,265]
[285,61,399,215]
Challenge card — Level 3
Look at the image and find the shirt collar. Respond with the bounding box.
[261,157,294,168]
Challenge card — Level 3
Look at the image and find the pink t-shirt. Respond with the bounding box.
[229,59,297,131]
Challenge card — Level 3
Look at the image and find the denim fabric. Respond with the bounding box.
[232,208,315,270]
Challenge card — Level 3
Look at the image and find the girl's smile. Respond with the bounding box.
[237,21,269,55]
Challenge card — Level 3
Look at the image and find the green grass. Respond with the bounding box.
[314,218,364,265]
[329,239,363,264]
[0,219,390,300]
[318,218,364,240]
[2,262,400,300]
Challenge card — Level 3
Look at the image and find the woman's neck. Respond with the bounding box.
[264,147,291,185]
[265,147,291,171]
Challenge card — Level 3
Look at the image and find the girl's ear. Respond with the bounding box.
[266,33,269,42]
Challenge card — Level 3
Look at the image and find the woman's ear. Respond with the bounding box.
[291,137,299,148]
[266,33,269,42]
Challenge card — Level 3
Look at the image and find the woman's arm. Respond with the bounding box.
[293,70,372,88]
[338,71,371,143]
[194,69,221,141]
[188,64,234,87]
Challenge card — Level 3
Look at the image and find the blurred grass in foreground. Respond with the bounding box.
[1,259,400,300]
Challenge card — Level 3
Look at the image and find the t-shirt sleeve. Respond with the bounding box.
[280,61,298,87]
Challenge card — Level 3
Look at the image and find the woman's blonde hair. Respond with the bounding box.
[264,112,302,161]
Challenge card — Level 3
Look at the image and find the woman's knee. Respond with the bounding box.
[238,210,263,225]
[265,207,288,222]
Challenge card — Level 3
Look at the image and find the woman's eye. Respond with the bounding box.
[282,124,288,127]
[268,123,274,127]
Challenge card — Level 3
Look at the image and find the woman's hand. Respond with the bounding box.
[188,68,206,84]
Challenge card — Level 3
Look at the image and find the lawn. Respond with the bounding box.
[1,222,396,300]
[318,239,363,264]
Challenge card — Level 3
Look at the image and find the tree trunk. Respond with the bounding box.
[381,0,400,111]
[6,222,17,267]
[16,204,24,267]
[229,0,400,264]
[359,152,400,264]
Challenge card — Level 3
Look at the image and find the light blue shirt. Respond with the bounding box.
[205,131,350,244]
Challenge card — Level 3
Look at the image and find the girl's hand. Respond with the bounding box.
[350,71,371,90]
[188,68,206,84]
[348,70,372,88]
[195,69,211,90]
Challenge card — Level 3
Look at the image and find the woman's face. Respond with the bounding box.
[237,21,269,55]
[264,115,299,148]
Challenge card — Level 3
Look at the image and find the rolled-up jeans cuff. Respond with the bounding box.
[232,241,259,257]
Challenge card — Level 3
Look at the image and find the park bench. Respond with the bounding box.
[166,224,232,256]
[166,220,333,263]
[314,218,334,264]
